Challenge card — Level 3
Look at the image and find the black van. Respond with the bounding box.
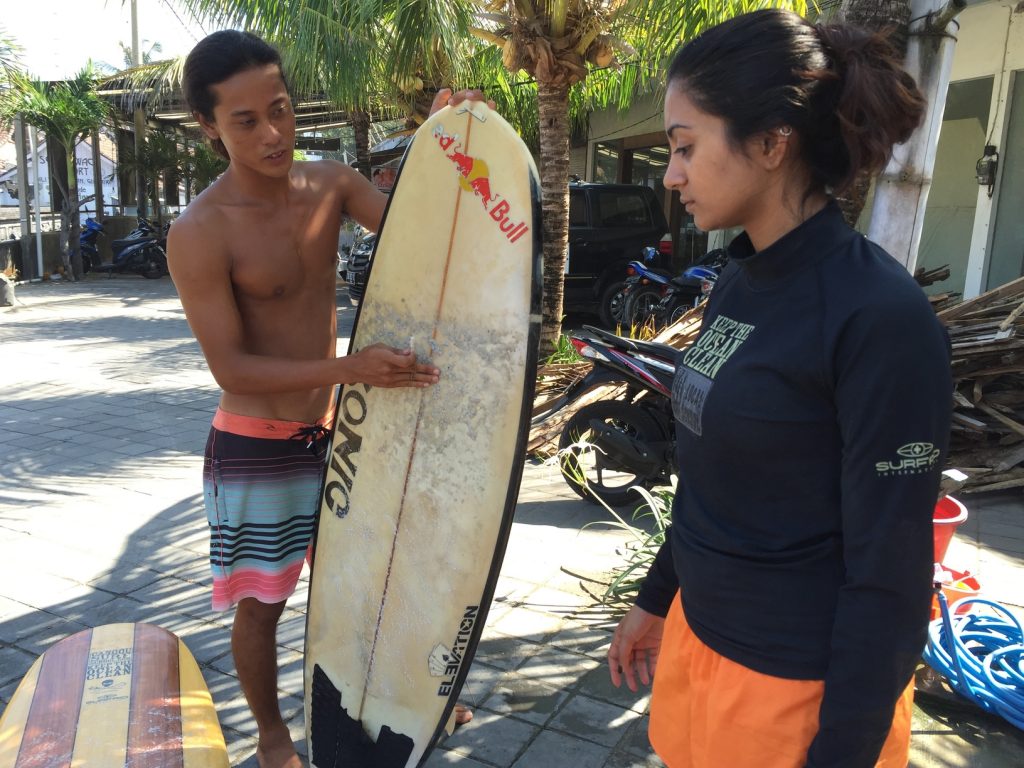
[565,181,671,326]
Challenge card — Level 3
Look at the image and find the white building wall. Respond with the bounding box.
[949,2,1024,297]
[0,138,118,214]
[585,91,664,180]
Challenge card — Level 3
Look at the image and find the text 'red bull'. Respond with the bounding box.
[434,126,529,245]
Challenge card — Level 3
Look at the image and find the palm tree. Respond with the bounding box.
[0,66,108,280]
[116,129,186,223]
[183,140,229,198]
[469,0,808,348]
[1,26,21,83]
[119,40,164,69]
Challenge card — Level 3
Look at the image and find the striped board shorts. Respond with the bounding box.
[203,408,331,612]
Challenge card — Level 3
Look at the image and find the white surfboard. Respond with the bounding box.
[304,102,542,767]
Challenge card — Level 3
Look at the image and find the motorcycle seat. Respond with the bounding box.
[669,276,702,290]
[111,235,156,252]
[579,325,678,363]
[627,338,679,362]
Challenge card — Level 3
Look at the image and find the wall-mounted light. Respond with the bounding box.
[975,144,999,198]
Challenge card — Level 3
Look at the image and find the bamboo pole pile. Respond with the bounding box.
[939,275,1024,493]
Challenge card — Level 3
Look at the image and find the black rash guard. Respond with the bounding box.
[636,202,952,768]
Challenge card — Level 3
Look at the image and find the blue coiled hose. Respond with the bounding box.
[922,592,1024,730]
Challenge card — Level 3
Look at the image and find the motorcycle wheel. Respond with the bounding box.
[558,400,663,507]
[664,295,698,326]
[142,248,168,279]
[622,286,663,328]
[598,281,627,329]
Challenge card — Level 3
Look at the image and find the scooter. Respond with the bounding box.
[619,251,675,327]
[79,218,104,274]
[652,248,728,325]
[109,217,163,254]
[540,325,678,506]
[621,247,727,327]
[93,217,170,279]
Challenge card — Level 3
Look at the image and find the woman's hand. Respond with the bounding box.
[608,604,665,692]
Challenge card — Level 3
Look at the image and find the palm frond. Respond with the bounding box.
[0,66,108,149]
[0,25,23,83]
[99,57,186,112]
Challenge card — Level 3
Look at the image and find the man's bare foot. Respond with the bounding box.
[256,727,302,768]
[454,704,473,726]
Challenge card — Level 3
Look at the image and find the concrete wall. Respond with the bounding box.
[0,215,146,278]
[0,233,64,279]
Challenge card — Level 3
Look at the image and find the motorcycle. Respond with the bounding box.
[93,217,170,279]
[79,218,104,274]
[618,249,676,327]
[652,248,728,325]
[542,325,678,506]
[621,247,728,327]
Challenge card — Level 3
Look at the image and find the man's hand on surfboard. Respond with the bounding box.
[430,88,496,115]
[350,344,440,388]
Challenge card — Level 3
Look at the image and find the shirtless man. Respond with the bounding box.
[169,30,477,768]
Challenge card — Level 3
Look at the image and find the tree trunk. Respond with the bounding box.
[866,0,963,271]
[65,149,83,280]
[537,81,571,355]
[184,138,192,205]
[91,129,104,223]
[352,109,372,180]
[836,0,913,226]
[152,173,162,226]
[134,109,148,219]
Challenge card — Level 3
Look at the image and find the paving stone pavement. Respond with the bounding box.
[1,275,1022,767]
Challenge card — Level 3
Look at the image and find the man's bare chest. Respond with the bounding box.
[227,202,342,300]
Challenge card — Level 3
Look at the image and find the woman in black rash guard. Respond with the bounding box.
[606,10,952,768]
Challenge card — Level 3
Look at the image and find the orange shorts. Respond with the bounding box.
[649,594,913,768]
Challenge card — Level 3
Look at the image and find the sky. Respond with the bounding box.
[4,0,226,80]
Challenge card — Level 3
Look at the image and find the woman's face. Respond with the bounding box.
[662,85,775,234]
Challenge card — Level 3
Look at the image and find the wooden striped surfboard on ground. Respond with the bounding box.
[0,623,227,768]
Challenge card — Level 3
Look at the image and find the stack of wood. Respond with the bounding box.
[940,275,1024,493]
[915,265,961,312]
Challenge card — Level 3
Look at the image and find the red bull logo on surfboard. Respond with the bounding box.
[434,126,530,245]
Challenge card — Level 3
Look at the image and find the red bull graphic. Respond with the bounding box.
[434,126,530,245]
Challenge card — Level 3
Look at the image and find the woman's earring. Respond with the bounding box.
[778,126,793,136]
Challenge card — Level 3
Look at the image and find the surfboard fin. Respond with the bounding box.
[310,664,415,767]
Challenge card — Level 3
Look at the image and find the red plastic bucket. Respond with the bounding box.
[933,496,968,564]
[930,567,981,620]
